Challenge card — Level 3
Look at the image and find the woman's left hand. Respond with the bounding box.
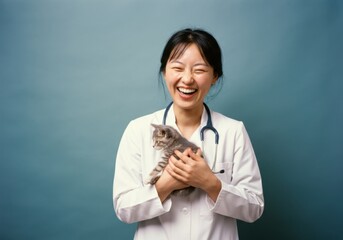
[166,148,222,201]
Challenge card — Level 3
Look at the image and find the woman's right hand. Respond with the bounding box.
[155,165,189,202]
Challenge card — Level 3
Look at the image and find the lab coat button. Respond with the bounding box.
[181,207,189,215]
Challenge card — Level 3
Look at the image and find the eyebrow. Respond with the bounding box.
[193,63,209,67]
[170,60,209,67]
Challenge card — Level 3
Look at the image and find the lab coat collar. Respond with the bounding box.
[163,103,208,141]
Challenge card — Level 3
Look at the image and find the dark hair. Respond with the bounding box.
[159,28,223,99]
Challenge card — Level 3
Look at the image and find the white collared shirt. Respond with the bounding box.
[113,106,264,240]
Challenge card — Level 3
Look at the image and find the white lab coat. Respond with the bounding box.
[113,105,264,240]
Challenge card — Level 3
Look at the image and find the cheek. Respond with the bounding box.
[197,76,214,91]
[164,73,181,91]
[165,71,180,82]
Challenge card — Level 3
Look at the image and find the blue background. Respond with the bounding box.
[1,0,342,239]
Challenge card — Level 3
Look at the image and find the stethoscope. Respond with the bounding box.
[162,102,224,174]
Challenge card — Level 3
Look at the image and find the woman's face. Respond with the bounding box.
[163,43,218,112]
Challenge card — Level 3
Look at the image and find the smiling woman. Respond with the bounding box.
[113,28,264,240]
[163,44,217,113]
[160,29,223,103]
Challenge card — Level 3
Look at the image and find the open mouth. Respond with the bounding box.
[177,87,197,95]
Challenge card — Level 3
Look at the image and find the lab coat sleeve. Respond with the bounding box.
[207,122,264,223]
[113,121,172,224]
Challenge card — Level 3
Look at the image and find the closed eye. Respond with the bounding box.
[194,68,207,74]
[172,67,183,72]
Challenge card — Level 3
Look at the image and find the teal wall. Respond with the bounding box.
[1,0,342,239]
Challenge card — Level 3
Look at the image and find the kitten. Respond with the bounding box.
[148,124,199,196]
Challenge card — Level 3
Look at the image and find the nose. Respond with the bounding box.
[181,70,194,84]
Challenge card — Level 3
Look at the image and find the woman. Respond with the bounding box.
[113,28,264,240]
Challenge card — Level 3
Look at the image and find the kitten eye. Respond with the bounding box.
[161,130,166,135]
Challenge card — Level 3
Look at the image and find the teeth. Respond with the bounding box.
[178,87,196,94]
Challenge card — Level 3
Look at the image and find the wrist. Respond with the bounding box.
[203,175,222,202]
[155,178,173,203]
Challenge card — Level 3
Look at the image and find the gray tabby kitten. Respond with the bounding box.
[148,124,199,196]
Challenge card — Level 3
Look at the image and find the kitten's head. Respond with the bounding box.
[151,124,180,150]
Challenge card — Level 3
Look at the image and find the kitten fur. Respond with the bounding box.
[148,124,199,196]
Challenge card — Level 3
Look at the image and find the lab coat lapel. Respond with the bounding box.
[164,104,178,130]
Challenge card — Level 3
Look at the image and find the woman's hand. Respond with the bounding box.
[155,165,189,203]
[167,148,222,202]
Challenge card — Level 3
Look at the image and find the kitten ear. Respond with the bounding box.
[166,126,177,139]
[151,123,159,129]
[164,128,170,138]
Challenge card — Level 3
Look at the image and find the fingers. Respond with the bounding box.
[169,147,205,174]
[184,148,203,161]
[173,149,190,164]
[169,153,187,172]
[196,148,202,156]
[174,148,202,163]
[167,156,189,182]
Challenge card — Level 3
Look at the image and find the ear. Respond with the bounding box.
[211,74,219,86]
[151,123,159,129]
[164,127,173,138]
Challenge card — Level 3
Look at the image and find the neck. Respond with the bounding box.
[173,104,203,139]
